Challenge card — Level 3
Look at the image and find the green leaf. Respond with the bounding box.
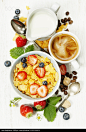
[10,47,24,59]
[25,45,34,53]
[14,97,22,101]
[44,105,56,122]
[47,96,61,106]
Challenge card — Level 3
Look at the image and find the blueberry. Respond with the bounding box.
[63,113,70,120]
[59,106,65,112]
[39,62,44,67]
[21,57,27,63]
[13,16,19,20]
[4,61,11,67]
[15,9,20,15]
[42,81,48,85]
[22,63,27,68]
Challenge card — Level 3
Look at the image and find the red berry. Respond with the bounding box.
[37,85,48,97]
[27,55,38,66]
[30,83,40,95]
[34,100,46,110]
[59,64,67,75]
[35,67,45,78]
[17,71,27,81]
[20,105,33,118]
[16,36,27,47]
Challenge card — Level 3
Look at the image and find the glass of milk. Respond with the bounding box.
[26,3,60,41]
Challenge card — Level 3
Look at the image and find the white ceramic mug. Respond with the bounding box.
[49,31,81,69]
[26,3,60,41]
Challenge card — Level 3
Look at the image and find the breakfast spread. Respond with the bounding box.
[13,55,59,98]
[7,4,81,123]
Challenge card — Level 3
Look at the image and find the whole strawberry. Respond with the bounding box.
[34,100,46,110]
[16,35,27,47]
[20,105,33,118]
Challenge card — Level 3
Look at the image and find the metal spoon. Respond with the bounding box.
[11,19,26,35]
[57,82,80,109]
[11,19,49,54]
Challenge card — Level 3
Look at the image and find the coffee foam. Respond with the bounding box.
[51,34,79,61]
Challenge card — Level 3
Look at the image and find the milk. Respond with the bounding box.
[29,11,56,38]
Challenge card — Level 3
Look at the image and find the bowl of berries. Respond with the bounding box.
[10,51,61,101]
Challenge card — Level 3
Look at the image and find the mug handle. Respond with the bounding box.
[50,2,60,13]
[70,60,80,69]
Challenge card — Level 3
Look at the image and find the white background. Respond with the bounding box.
[0,0,86,129]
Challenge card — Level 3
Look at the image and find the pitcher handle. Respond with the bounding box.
[50,2,60,13]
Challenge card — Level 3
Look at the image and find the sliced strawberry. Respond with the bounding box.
[37,85,48,97]
[30,83,40,95]
[17,71,27,81]
[27,55,38,65]
[20,105,33,118]
[35,67,45,78]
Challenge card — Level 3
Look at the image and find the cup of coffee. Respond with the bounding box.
[49,31,81,69]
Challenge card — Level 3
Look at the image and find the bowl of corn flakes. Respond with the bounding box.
[10,51,61,101]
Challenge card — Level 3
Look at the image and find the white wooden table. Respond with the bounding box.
[0,0,86,129]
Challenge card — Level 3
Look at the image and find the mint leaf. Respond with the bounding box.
[44,105,56,122]
[25,45,34,53]
[47,96,61,106]
[10,47,24,59]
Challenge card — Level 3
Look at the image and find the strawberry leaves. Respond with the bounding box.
[44,104,56,122]
[10,45,34,59]
[10,47,24,59]
[44,96,61,122]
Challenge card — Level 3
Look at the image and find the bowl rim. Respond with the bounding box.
[10,51,61,102]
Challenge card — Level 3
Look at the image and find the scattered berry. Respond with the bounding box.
[21,57,27,63]
[42,81,48,85]
[27,55,38,66]
[35,67,45,78]
[37,85,48,97]
[20,105,33,118]
[59,64,67,75]
[22,63,27,68]
[13,16,19,20]
[34,100,46,110]
[4,61,11,67]
[17,71,27,81]
[63,113,70,120]
[16,36,27,47]
[39,62,44,68]
[30,83,40,95]
[15,9,20,15]
[59,106,65,112]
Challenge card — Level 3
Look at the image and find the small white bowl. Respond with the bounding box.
[10,51,61,101]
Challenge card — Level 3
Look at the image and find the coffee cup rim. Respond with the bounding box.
[49,31,81,64]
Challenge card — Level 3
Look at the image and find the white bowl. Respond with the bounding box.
[10,51,61,101]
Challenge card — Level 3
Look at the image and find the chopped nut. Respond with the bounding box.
[63,77,71,86]
[62,100,71,108]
